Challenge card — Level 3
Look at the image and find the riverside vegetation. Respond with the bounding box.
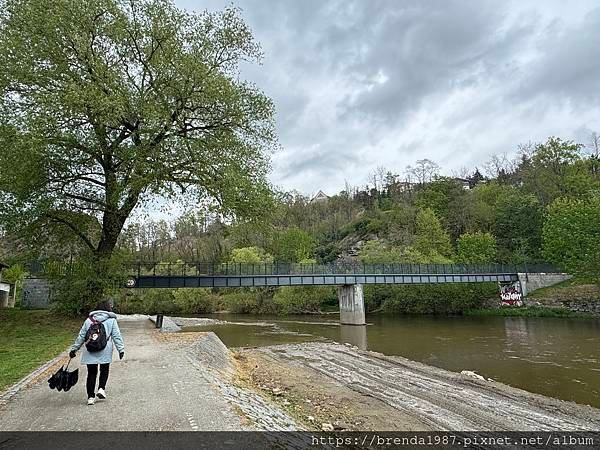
[0,1,599,317]
[2,138,600,317]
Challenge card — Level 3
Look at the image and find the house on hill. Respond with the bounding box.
[310,190,330,203]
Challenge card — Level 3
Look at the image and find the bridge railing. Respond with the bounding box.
[24,260,562,278]
[124,262,562,277]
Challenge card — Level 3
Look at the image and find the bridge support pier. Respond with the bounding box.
[338,284,365,325]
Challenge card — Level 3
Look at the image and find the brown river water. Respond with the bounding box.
[184,314,600,408]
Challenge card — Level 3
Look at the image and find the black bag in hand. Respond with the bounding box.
[48,359,78,392]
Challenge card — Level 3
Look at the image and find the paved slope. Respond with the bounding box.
[255,342,600,431]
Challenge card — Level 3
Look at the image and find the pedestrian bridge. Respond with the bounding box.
[125,262,555,289]
[122,262,566,326]
[26,261,566,325]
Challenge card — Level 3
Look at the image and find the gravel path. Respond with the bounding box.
[0,319,246,431]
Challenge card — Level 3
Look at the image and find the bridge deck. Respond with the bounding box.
[24,261,559,289]
[131,272,519,288]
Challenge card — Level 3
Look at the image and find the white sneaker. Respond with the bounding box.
[97,388,106,400]
[87,397,95,405]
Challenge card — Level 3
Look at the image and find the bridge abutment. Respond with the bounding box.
[517,273,572,297]
[338,284,366,325]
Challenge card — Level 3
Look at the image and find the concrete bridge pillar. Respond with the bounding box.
[338,284,365,325]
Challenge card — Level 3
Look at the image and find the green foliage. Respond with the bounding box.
[0,0,276,267]
[364,283,497,314]
[494,193,543,262]
[358,240,404,263]
[414,208,453,258]
[469,182,517,232]
[524,137,584,205]
[542,195,600,281]
[172,289,218,315]
[273,286,336,314]
[315,243,339,263]
[358,240,452,264]
[50,252,129,315]
[456,232,497,264]
[1,264,25,284]
[114,289,179,315]
[229,246,273,263]
[219,289,278,314]
[415,177,469,238]
[270,227,315,262]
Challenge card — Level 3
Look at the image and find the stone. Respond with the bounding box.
[321,423,334,431]
[460,370,486,381]
[272,387,283,396]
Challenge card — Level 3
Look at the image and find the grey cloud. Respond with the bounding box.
[513,7,600,105]
[178,0,600,194]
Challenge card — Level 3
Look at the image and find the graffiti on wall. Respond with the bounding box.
[499,281,523,307]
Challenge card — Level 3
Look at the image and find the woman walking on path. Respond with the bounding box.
[69,300,125,405]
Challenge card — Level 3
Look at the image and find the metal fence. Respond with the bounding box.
[124,262,561,277]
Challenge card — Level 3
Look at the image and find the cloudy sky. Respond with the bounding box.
[177,0,600,197]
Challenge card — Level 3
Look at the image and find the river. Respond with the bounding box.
[184,313,600,408]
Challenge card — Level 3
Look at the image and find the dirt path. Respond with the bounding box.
[0,320,246,431]
[238,342,600,431]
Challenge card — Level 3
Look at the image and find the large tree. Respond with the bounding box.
[0,0,276,270]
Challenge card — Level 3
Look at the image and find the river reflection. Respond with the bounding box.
[340,324,368,350]
[188,313,600,408]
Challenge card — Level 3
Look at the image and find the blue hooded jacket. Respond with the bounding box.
[70,310,125,365]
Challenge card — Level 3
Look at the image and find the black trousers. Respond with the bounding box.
[86,363,110,398]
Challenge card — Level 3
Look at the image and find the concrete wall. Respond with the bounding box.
[0,282,10,308]
[22,278,51,309]
[517,273,572,297]
[338,284,365,325]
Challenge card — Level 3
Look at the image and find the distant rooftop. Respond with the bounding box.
[310,190,330,203]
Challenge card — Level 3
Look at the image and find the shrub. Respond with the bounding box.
[273,286,336,314]
[364,283,497,314]
[173,289,218,315]
[113,289,178,315]
[456,232,497,264]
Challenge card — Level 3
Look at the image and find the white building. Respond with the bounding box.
[0,262,14,308]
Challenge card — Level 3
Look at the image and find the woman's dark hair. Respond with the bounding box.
[95,299,113,312]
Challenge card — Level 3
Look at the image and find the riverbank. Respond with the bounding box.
[2,314,600,432]
[525,279,600,316]
[464,306,596,318]
[235,341,600,431]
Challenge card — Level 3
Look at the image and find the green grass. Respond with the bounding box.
[0,309,82,391]
[528,277,596,298]
[464,306,595,318]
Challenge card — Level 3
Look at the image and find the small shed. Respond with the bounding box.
[0,261,15,308]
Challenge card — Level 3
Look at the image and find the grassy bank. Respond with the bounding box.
[528,278,600,302]
[464,306,595,318]
[0,309,81,391]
